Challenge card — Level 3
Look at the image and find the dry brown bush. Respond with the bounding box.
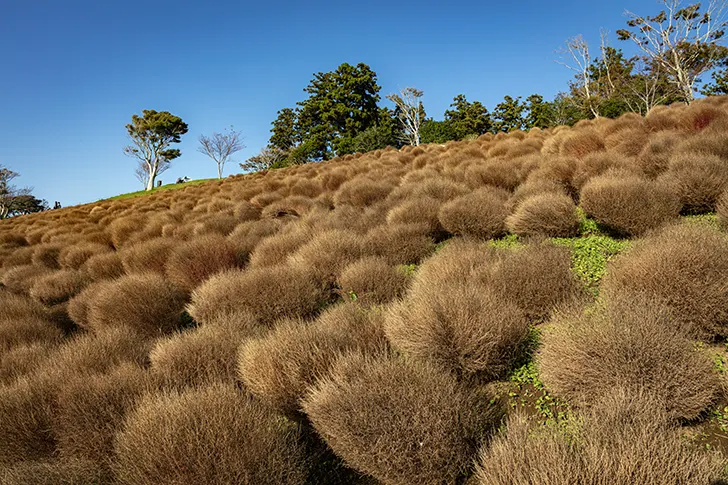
[0,233,27,248]
[248,225,314,267]
[261,195,318,218]
[53,364,152,475]
[0,457,107,485]
[333,177,395,207]
[602,224,728,339]
[438,187,509,240]
[165,234,240,292]
[364,223,436,265]
[0,317,64,354]
[387,196,447,239]
[337,256,408,305]
[113,383,308,485]
[508,178,568,211]
[660,152,728,213]
[233,200,261,221]
[465,159,522,191]
[31,243,62,269]
[572,152,633,189]
[150,323,248,389]
[580,172,681,236]
[0,342,54,385]
[506,192,580,238]
[560,129,606,158]
[474,391,725,485]
[680,103,728,132]
[718,190,728,229]
[538,295,719,420]
[250,190,284,208]
[186,266,326,326]
[1,264,53,294]
[288,229,364,285]
[29,269,91,306]
[0,290,49,322]
[87,274,187,337]
[490,244,584,323]
[119,237,178,275]
[82,250,125,281]
[385,282,528,381]
[289,178,323,198]
[60,242,112,269]
[302,353,499,485]
[239,303,388,418]
[637,130,681,177]
[0,377,57,466]
[227,218,283,255]
[1,245,35,268]
[108,215,146,248]
[525,156,579,200]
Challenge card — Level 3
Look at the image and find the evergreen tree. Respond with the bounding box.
[492,95,526,132]
[443,94,491,138]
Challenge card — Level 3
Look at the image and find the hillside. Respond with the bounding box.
[1,97,728,484]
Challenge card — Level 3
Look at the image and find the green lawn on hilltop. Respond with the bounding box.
[103,178,215,202]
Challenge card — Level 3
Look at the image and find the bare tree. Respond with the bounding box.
[386,87,424,146]
[198,127,245,179]
[557,35,601,118]
[240,146,287,173]
[617,0,728,102]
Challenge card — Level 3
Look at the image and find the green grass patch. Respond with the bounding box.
[489,234,522,250]
[551,235,630,295]
[682,213,720,230]
[103,179,215,201]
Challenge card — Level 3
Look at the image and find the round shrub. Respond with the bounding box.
[302,353,499,485]
[337,256,409,305]
[602,223,728,339]
[579,172,681,236]
[248,225,314,267]
[239,303,387,419]
[1,264,53,295]
[660,151,728,213]
[0,317,64,354]
[385,282,528,381]
[165,234,240,292]
[113,383,308,485]
[718,189,728,229]
[83,250,125,281]
[538,295,719,420]
[364,223,436,266]
[333,178,395,207]
[186,266,327,326]
[438,187,509,240]
[0,457,106,485]
[387,196,447,239]
[288,229,364,285]
[559,129,606,158]
[506,192,580,238]
[60,242,112,269]
[87,274,187,337]
[29,269,91,306]
[119,237,178,275]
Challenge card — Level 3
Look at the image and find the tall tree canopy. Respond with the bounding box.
[295,62,382,160]
[124,110,188,191]
[492,96,527,132]
[444,94,491,139]
[269,108,299,151]
[0,166,47,219]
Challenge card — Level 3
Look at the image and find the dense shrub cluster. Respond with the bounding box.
[0,97,727,482]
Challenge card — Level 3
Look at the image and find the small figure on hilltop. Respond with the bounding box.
[175,176,191,184]
[53,201,62,209]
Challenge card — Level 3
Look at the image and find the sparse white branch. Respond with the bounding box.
[386,87,424,146]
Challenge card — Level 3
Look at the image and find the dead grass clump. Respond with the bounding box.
[364,223,436,265]
[288,229,364,285]
[602,224,728,339]
[87,274,187,337]
[239,304,387,418]
[0,377,57,466]
[680,103,728,132]
[0,457,107,485]
[337,256,408,305]
[559,129,606,158]
[1,245,35,268]
[525,156,579,200]
[31,243,62,269]
[538,296,719,420]
[150,323,248,389]
[0,318,64,355]
[0,233,27,248]
[580,173,681,236]
[718,190,728,229]
[636,130,680,177]
[572,152,633,189]
[249,225,314,267]
[506,193,580,238]
[227,218,283,255]
[0,290,49,322]
[29,269,91,306]
[187,266,326,326]
[108,215,146,248]
[385,282,528,381]
[333,177,395,207]
[233,200,261,221]
[261,195,318,218]
[53,364,152,474]
[60,242,112,269]
[438,187,509,240]
[465,159,522,191]
[0,343,55,385]
[387,196,447,239]
[474,392,725,484]
[490,244,584,323]
[302,353,498,485]
[1,264,53,294]
[250,190,284,209]
[660,152,728,213]
[289,178,323,198]
[113,383,308,485]
[165,234,240,292]
[81,251,123,281]
[119,237,177,275]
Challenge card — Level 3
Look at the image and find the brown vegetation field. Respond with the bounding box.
[2,97,728,484]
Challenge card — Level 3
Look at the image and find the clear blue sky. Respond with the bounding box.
[1,0,666,206]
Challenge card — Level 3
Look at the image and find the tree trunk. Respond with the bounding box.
[146,173,156,191]
[218,163,223,179]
